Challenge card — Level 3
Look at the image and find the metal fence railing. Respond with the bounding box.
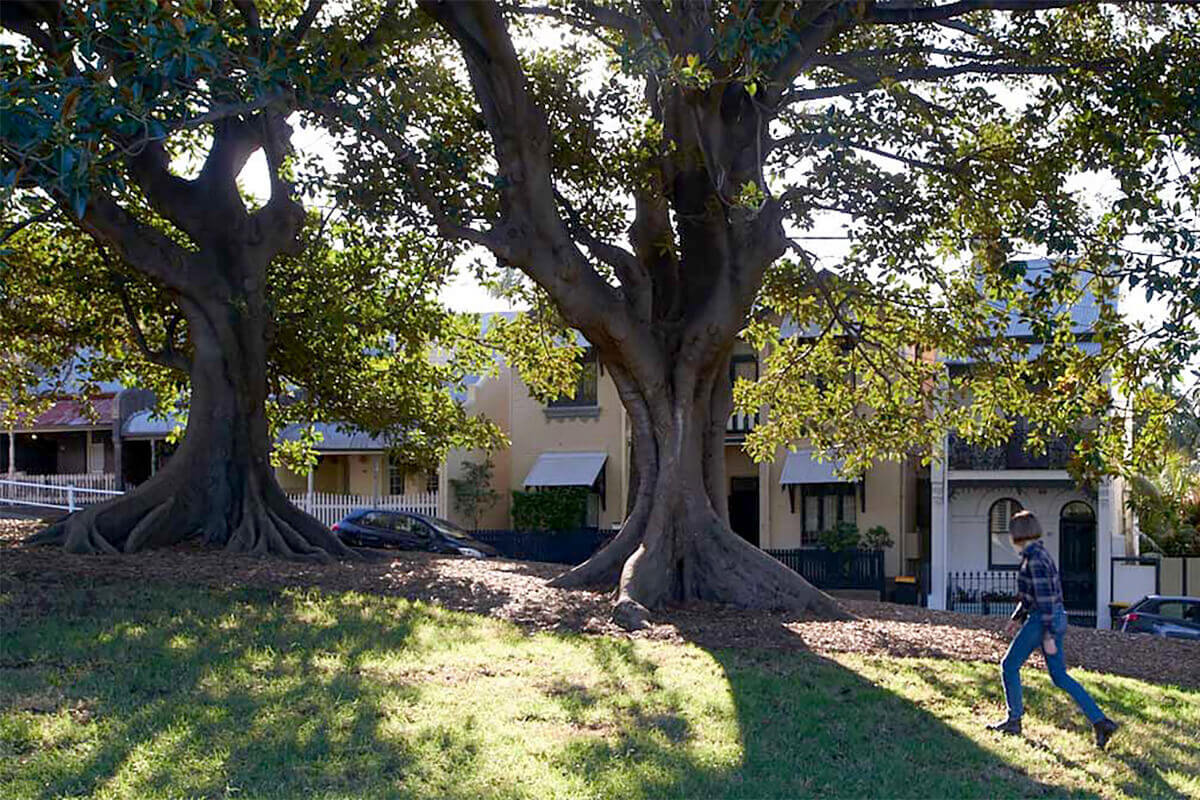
[0,478,124,512]
[469,528,614,565]
[766,548,887,594]
[947,570,1097,627]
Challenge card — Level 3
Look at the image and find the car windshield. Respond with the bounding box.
[428,517,474,541]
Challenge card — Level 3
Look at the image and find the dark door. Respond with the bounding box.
[122,440,152,486]
[728,477,759,547]
[1059,502,1096,611]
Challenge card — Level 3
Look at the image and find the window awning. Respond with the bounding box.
[121,409,183,439]
[780,450,851,485]
[523,451,608,488]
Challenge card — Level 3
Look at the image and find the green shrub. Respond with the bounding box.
[861,525,894,550]
[818,522,860,553]
[511,487,589,531]
[450,458,500,530]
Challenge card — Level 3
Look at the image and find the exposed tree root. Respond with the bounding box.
[25,477,352,562]
[549,503,648,589]
[601,512,852,631]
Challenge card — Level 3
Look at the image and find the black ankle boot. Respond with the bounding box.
[987,717,1022,735]
[1093,718,1119,749]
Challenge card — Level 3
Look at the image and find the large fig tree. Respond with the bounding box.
[0,1,497,557]
[321,0,1198,625]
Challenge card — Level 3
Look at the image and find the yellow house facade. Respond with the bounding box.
[444,341,926,580]
[273,423,438,498]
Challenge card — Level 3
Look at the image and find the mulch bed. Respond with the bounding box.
[3,518,1198,689]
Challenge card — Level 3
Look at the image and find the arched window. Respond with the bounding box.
[1061,501,1095,522]
[988,498,1024,569]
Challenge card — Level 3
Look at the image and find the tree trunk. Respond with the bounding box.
[28,288,352,561]
[552,357,848,628]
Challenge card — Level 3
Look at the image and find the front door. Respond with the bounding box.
[729,477,759,547]
[1059,502,1096,612]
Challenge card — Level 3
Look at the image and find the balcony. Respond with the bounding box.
[947,424,1071,471]
[727,411,758,438]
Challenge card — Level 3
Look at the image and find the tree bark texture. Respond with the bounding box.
[550,351,846,627]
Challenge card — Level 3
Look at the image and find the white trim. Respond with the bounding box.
[929,434,949,609]
[947,469,1072,482]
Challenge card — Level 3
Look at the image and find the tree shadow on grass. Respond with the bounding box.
[552,626,1078,800]
[6,579,1188,799]
[0,583,498,800]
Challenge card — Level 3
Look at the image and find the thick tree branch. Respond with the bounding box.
[256,112,307,257]
[76,191,193,294]
[552,188,650,315]
[289,0,326,44]
[417,0,661,386]
[126,142,209,242]
[857,0,1195,25]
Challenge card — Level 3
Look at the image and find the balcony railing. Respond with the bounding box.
[727,411,758,436]
[947,423,1071,471]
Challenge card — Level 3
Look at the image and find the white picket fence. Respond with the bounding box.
[287,491,440,527]
[0,478,124,512]
[7,472,119,491]
[0,475,437,524]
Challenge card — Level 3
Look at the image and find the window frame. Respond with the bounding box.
[799,483,857,546]
[388,457,406,496]
[987,497,1025,571]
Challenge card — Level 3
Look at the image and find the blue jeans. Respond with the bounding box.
[1002,606,1104,724]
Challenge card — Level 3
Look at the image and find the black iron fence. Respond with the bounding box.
[470,528,613,565]
[766,548,887,594]
[947,419,1072,471]
[947,570,1096,627]
[470,531,888,595]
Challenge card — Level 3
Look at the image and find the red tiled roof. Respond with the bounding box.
[23,395,116,429]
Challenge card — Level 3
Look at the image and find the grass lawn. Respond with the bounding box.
[1,583,1197,800]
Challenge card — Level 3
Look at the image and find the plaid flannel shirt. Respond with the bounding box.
[1011,540,1062,628]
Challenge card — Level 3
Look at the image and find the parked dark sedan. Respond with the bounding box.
[333,510,499,558]
[1117,595,1200,641]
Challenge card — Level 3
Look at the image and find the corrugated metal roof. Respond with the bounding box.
[779,449,852,485]
[277,422,387,452]
[523,451,608,487]
[14,395,116,430]
[990,259,1104,338]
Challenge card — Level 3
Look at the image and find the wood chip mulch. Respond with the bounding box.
[2,518,1197,689]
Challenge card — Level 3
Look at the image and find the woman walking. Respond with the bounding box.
[987,510,1120,748]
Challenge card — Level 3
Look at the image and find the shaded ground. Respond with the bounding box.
[4,519,1197,690]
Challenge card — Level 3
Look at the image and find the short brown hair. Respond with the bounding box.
[1009,510,1043,542]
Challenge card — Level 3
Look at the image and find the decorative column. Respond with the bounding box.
[929,434,949,609]
[7,428,14,478]
[758,456,771,549]
[1096,479,1113,629]
[305,464,314,514]
[436,462,449,518]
